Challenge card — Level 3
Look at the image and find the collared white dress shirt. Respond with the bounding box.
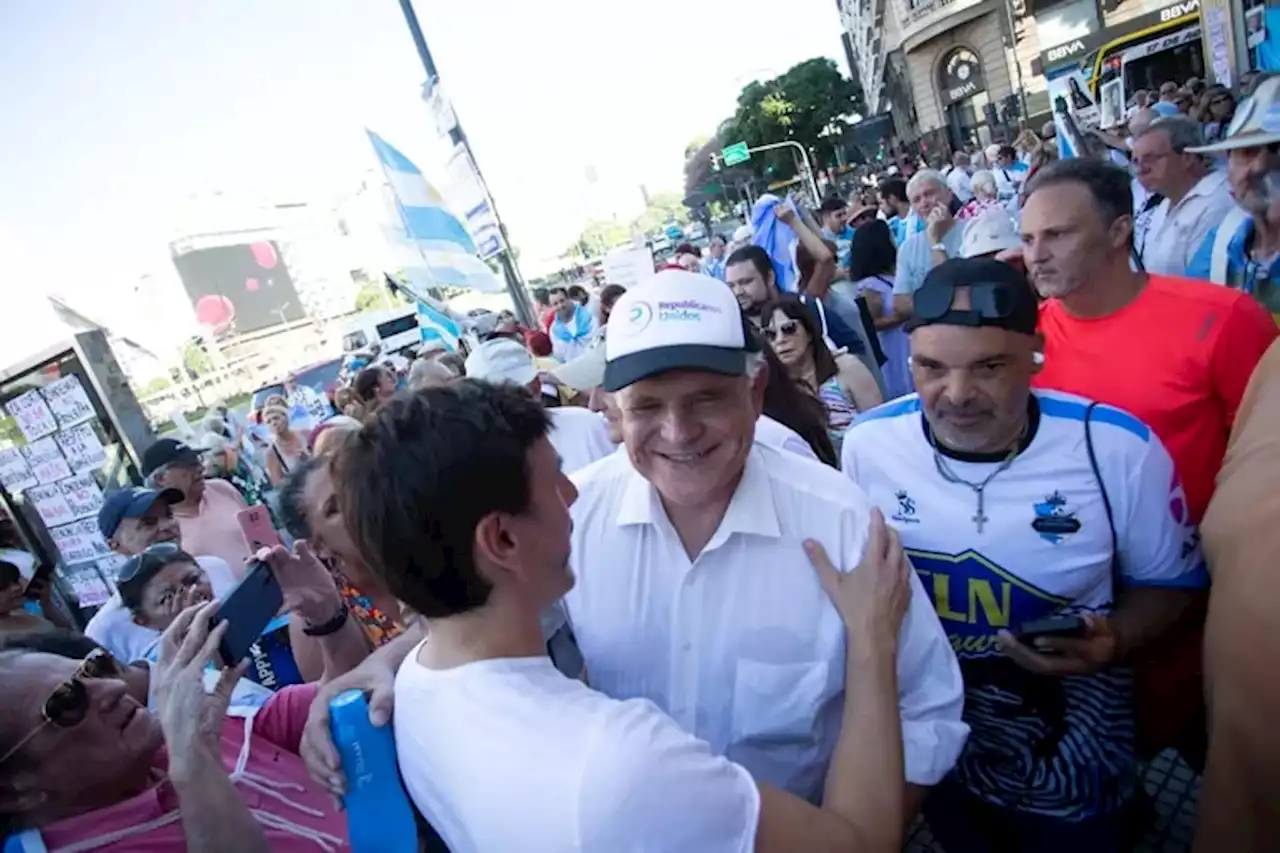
[1141,169,1235,277]
[566,444,968,801]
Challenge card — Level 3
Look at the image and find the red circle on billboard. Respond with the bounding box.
[195,294,235,330]
[249,242,278,269]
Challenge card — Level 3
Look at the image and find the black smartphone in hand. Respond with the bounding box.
[1016,615,1087,645]
[208,560,283,667]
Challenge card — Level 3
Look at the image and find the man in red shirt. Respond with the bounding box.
[1019,158,1277,765]
[1022,158,1276,524]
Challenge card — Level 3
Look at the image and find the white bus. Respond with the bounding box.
[341,307,420,356]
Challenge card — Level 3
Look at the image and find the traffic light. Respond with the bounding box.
[711,153,722,173]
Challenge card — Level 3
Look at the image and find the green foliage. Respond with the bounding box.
[716,58,865,179]
[354,279,395,312]
[181,341,214,377]
[141,375,172,396]
[566,190,691,259]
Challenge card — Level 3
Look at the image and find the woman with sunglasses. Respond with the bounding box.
[0,603,352,851]
[761,295,882,453]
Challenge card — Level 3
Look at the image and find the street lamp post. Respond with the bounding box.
[396,0,536,326]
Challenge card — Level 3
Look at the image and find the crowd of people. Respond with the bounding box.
[3,71,1280,853]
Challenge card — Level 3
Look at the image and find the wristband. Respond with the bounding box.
[302,602,350,637]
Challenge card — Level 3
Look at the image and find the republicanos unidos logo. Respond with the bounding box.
[907,548,1070,659]
[658,299,722,322]
[625,301,654,334]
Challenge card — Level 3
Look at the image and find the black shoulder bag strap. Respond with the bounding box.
[1085,402,1122,603]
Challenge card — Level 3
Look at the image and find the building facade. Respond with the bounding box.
[839,0,1267,154]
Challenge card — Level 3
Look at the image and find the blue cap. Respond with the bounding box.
[1152,101,1181,117]
[97,487,183,540]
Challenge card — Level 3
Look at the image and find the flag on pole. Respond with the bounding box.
[367,130,504,294]
[416,299,462,350]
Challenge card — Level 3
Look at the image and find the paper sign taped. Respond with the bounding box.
[43,375,96,428]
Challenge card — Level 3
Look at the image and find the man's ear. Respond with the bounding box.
[1110,214,1134,253]
[472,512,517,584]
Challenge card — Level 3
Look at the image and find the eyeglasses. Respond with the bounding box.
[763,320,801,342]
[0,648,120,767]
[914,281,1020,326]
[116,541,182,587]
[1133,151,1176,170]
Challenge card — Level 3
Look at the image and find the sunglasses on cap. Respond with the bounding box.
[912,281,1021,327]
[116,541,185,587]
[0,648,121,767]
[763,320,802,342]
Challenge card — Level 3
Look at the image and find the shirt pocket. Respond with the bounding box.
[731,659,831,745]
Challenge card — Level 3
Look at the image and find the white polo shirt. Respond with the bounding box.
[754,415,819,462]
[84,555,237,663]
[1141,169,1235,277]
[566,444,968,801]
[547,406,616,475]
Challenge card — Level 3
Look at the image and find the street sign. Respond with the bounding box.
[721,142,751,167]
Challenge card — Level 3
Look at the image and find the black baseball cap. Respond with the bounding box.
[140,438,204,478]
[97,487,183,539]
[905,258,1039,336]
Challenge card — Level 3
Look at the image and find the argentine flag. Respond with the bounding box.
[367,130,504,294]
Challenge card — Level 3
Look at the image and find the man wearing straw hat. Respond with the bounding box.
[1186,77,1280,321]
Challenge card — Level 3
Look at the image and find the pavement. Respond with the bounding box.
[905,750,1200,852]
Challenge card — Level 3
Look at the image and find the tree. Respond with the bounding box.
[712,58,866,181]
[181,340,214,378]
[566,191,692,259]
[354,279,395,312]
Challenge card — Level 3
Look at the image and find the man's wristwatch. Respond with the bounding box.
[302,602,350,637]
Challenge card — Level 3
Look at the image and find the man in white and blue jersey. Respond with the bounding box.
[843,258,1208,851]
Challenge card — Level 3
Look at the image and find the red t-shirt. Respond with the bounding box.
[1035,275,1278,523]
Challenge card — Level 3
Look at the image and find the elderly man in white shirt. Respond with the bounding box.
[1131,115,1235,276]
[567,270,968,809]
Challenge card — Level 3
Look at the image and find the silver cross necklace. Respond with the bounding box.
[930,425,1027,533]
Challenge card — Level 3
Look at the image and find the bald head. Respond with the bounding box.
[1128,108,1159,137]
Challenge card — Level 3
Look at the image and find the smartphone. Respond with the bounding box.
[209,560,284,667]
[1016,615,1087,644]
[237,506,283,552]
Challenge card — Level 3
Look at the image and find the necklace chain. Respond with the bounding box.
[929,424,1027,534]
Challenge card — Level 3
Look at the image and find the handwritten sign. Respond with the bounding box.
[21,437,71,484]
[58,473,104,520]
[62,565,112,607]
[27,483,74,527]
[55,423,107,474]
[43,375,95,428]
[6,389,57,442]
[49,522,99,564]
[96,554,127,585]
[0,447,36,493]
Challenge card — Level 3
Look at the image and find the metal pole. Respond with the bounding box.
[747,141,821,203]
[396,0,536,326]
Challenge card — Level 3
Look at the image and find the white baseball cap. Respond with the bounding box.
[961,210,1021,259]
[603,269,760,392]
[463,337,537,386]
[552,340,607,391]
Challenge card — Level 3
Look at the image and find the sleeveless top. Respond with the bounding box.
[817,375,858,445]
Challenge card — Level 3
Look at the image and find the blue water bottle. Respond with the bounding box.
[329,689,419,852]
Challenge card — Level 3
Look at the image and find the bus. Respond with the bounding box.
[341,307,420,356]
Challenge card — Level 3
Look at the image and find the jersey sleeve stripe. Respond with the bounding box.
[1036,394,1150,442]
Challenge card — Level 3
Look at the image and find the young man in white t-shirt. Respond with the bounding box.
[327,379,917,852]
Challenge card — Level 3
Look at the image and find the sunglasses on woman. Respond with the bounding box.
[0,648,120,767]
[763,321,801,342]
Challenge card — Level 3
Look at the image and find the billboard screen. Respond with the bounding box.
[171,241,304,337]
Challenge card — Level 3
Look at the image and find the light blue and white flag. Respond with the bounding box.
[383,273,461,351]
[367,130,504,294]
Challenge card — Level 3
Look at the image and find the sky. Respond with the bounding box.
[0,0,844,356]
